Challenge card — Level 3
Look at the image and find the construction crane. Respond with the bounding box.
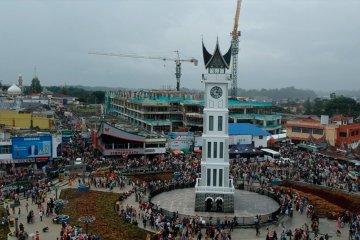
[230,0,243,98]
[89,50,198,91]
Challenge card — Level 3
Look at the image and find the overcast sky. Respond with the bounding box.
[0,0,359,91]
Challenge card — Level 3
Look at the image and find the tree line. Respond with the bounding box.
[304,96,360,117]
[0,77,105,104]
[46,86,105,104]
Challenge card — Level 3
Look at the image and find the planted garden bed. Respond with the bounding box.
[60,189,148,240]
[277,181,360,218]
[128,171,173,182]
[0,207,10,240]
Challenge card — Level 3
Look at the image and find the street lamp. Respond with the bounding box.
[78,215,96,235]
[53,185,61,199]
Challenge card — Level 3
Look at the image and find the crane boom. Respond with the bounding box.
[230,0,242,98]
[89,51,198,91]
[231,0,242,40]
[88,51,198,64]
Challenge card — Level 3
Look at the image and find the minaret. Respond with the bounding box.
[18,74,23,95]
[195,39,235,213]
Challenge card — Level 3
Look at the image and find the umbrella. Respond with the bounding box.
[172,150,183,155]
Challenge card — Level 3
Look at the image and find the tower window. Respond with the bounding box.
[218,116,223,131]
[219,169,223,187]
[213,142,217,158]
[207,141,211,158]
[207,168,211,186]
[213,169,217,186]
[220,142,224,158]
[209,116,214,131]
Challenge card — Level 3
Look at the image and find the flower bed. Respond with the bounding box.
[129,171,173,182]
[278,181,360,218]
[0,207,10,240]
[60,189,149,240]
[273,185,344,218]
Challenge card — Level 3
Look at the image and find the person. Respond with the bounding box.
[39,210,43,222]
[25,202,29,213]
[197,231,203,240]
[35,230,40,240]
[254,215,260,236]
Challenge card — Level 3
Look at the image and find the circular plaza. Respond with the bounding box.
[151,188,280,221]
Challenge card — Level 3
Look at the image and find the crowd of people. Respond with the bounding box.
[54,124,360,240]
[2,107,360,240]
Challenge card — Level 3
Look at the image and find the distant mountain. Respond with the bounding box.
[237,87,317,101]
[71,85,126,91]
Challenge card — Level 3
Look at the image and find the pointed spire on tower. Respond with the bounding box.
[202,38,232,74]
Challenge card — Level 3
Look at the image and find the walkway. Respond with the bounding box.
[120,186,349,240]
[5,180,350,240]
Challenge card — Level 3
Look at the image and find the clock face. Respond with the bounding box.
[210,86,223,99]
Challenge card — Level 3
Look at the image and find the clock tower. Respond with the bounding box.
[195,39,235,213]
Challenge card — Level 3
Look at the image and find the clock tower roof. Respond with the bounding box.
[202,38,232,70]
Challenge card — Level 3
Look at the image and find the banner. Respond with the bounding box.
[12,136,52,159]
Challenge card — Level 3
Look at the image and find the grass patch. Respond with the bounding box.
[60,189,149,240]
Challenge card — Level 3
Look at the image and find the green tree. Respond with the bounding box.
[304,98,312,114]
[324,96,360,117]
[312,98,326,115]
[29,77,43,93]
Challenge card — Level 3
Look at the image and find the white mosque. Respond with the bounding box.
[5,75,23,97]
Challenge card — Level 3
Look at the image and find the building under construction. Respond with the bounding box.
[105,90,282,134]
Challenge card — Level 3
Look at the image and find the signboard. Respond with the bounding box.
[229,135,252,145]
[61,130,73,135]
[12,136,52,159]
[62,136,71,143]
[168,132,194,152]
[194,136,202,147]
[144,148,166,154]
[52,135,62,159]
[106,149,144,156]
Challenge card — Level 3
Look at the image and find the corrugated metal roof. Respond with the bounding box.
[228,99,272,107]
[182,99,273,107]
[228,123,271,136]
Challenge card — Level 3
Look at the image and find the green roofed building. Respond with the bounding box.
[106,90,282,134]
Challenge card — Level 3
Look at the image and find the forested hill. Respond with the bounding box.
[237,87,317,101]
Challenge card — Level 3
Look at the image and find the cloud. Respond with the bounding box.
[0,0,359,91]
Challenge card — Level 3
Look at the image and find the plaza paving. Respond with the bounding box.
[151,188,280,218]
[5,180,350,240]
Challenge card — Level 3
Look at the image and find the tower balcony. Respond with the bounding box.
[195,178,235,194]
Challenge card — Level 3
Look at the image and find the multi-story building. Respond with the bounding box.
[94,122,167,156]
[0,109,54,130]
[337,124,360,146]
[106,90,191,133]
[285,115,360,147]
[106,90,282,134]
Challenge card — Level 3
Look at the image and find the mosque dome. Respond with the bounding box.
[7,84,22,95]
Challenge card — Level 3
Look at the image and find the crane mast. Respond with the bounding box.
[231,0,242,98]
[89,51,198,91]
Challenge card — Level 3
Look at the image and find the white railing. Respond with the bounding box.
[195,178,235,193]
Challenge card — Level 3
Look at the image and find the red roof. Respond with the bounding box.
[331,115,352,122]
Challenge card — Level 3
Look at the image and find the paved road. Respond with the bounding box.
[121,188,349,240]
[5,180,349,240]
